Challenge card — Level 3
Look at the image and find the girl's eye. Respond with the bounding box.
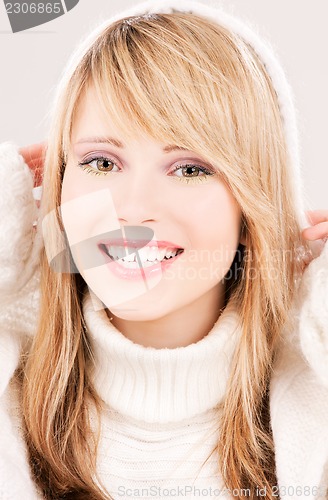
[78,156,118,176]
[171,164,215,184]
[77,156,216,184]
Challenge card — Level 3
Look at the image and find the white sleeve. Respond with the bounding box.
[0,141,42,396]
[297,240,328,388]
[0,141,43,301]
[0,144,44,496]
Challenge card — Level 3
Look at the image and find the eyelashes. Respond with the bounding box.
[77,155,216,184]
[167,163,215,184]
[78,156,117,176]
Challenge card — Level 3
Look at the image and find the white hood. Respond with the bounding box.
[52,0,308,229]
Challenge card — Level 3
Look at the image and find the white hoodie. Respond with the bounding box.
[1,1,328,499]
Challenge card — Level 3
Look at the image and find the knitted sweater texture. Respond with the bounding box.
[0,142,328,499]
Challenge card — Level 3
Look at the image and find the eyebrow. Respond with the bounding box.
[75,136,189,153]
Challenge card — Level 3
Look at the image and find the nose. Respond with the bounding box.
[114,172,158,225]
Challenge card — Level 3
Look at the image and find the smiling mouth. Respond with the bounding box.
[99,244,184,264]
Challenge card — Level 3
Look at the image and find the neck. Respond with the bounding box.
[107,284,226,349]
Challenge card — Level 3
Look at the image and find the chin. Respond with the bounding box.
[106,303,170,323]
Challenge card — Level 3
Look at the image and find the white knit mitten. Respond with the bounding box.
[0,141,42,395]
[298,241,328,387]
[0,142,42,299]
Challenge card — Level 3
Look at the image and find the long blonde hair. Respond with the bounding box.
[22,11,311,499]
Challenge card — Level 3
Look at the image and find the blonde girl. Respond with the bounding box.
[1,1,328,499]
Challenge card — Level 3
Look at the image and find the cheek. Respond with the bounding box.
[60,168,122,248]
[61,166,89,204]
[60,169,89,245]
[182,185,241,252]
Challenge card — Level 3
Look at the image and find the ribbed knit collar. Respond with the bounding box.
[82,290,241,424]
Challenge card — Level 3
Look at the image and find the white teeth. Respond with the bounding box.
[139,247,149,261]
[148,247,157,262]
[105,245,181,263]
[122,251,136,262]
[107,246,124,260]
[158,248,167,261]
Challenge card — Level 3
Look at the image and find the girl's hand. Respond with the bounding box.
[19,142,46,188]
[301,210,328,268]
[302,210,328,243]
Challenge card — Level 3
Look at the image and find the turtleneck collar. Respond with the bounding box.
[82,289,241,424]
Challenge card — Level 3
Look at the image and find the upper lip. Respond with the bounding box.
[98,239,184,250]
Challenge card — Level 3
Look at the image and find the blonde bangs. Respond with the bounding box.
[64,13,271,178]
[61,12,291,226]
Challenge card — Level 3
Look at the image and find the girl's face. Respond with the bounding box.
[61,87,244,346]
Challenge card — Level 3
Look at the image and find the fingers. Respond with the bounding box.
[305,210,328,225]
[19,142,47,188]
[32,166,44,188]
[303,210,328,244]
[301,211,328,270]
[302,222,328,241]
[19,142,46,164]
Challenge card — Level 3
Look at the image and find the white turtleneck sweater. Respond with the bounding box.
[84,291,240,499]
[0,142,328,500]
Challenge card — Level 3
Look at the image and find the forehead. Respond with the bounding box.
[71,87,115,140]
[71,84,157,148]
[70,88,172,154]
[70,85,190,155]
